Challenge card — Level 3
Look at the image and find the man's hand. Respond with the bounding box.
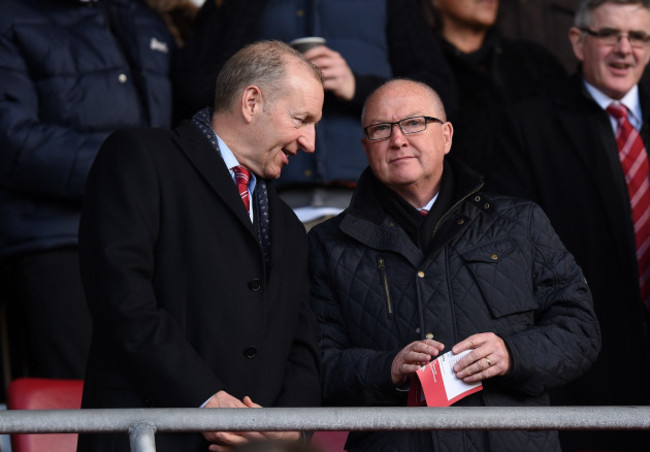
[303,46,356,101]
[202,391,265,451]
[242,397,301,443]
[391,339,445,385]
[202,393,301,451]
[452,332,511,383]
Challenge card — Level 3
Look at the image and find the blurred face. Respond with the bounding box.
[570,3,650,100]
[361,81,453,198]
[434,0,499,30]
[241,64,324,179]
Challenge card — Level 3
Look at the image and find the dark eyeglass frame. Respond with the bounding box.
[364,116,444,141]
[579,27,650,48]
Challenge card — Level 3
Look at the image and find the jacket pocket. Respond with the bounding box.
[458,239,536,334]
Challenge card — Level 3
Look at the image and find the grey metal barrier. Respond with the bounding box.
[1,406,649,452]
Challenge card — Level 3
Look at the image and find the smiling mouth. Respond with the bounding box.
[610,61,632,70]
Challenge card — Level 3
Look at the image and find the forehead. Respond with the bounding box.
[589,3,650,29]
[280,66,324,113]
[364,83,437,124]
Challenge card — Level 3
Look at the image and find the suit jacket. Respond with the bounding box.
[487,73,650,450]
[77,121,321,452]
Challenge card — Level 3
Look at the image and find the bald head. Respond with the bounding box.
[362,79,447,127]
[360,78,453,209]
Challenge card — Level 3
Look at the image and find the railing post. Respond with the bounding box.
[129,420,157,452]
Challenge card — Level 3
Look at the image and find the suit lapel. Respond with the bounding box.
[555,85,635,266]
[172,121,259,239]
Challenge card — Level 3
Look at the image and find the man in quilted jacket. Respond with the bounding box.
[308,79,601,451]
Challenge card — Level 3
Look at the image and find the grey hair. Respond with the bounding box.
[213,40,323,113]
[574,0,650,28]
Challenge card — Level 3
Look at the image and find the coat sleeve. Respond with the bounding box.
[79,129,223,407]
[309,226,404,407]
[0,29,106,200]
[497,202,601,396]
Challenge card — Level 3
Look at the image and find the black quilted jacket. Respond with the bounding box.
[308,160,601,452]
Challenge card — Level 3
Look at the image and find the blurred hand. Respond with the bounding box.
[391,339,445,385]
[202,391,266,451]
[241,396,301,443]
[452,332,511,383]
[303,45,356,101]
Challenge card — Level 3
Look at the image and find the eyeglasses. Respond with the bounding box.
[364,116,443,141]
[579,27,650,48]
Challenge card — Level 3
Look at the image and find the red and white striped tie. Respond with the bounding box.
[232,165,251,213]
[607,103,650,310]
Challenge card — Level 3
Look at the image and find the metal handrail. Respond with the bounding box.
[1,406,649,452]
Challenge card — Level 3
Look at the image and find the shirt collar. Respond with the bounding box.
[584,79,643,129]
[419,193,439,212]
[215,134,257,194]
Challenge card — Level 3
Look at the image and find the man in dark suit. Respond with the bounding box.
[76,40,324,452]
[488,1,650,450]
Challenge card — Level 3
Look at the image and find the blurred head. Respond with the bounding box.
[213,41,324,179]
[431,0,499,33]
[570,0,650,99]
[361,79,453,205]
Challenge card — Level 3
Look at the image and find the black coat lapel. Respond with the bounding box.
[172,121,258,239]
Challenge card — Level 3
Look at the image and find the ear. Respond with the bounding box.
[241,85,263,123]
[361,137,371,160]
[442,121,453,155]
[569,27,586,62]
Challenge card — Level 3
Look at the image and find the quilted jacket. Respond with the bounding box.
[0,0,173,258]
[308,159,601,452]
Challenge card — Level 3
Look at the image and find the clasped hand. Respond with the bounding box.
[202,391,300,451]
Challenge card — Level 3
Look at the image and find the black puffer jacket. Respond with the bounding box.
[0,0,173,258]
[308,160,601,452]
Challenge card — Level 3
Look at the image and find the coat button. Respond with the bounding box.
[457,218,465,225]
[417,271,425,278]
[244,346,257,359]
[490,253,499,260]
[118,73,128,83]
[248,279,262,291]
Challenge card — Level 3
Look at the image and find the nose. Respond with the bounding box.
[298,124,316,154]
[614,34,633,53]
[389,123,408,147]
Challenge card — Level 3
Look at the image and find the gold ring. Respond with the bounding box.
[485,357,491,366]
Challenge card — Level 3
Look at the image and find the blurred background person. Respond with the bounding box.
[419,0,566,173]
[173,0,458,228]
[0,0,195,381]
[487,0,650,449]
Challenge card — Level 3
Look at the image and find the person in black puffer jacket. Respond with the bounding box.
[0,0,194,379]
[309,79,601,452]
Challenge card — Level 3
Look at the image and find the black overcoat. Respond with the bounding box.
[77,121,320,452]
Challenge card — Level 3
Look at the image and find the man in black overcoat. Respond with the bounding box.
[77,41,324,452]
[488,1,650,450]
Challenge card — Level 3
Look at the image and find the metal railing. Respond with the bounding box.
[1,406,649,452]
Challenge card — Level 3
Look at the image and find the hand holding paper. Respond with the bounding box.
[391,338,445,385]
[408,349,483,407]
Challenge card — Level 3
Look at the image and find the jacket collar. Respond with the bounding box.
[171,120,259,239]
[340,157,484,266]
